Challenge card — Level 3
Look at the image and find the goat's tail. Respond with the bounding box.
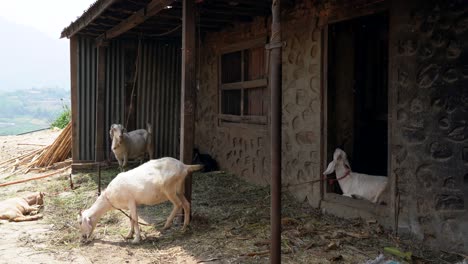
[186,164,204,173]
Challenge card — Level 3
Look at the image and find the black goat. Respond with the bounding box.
[192,148,218,172]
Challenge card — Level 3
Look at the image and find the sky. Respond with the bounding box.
[0,0,95,91]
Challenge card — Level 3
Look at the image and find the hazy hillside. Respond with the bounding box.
[0,88,70,135]
[0,17,69,91]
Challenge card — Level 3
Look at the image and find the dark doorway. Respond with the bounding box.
[327,12,389,186]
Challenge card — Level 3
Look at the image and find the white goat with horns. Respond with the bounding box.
[323,148,387,203]
[78,157,203,244]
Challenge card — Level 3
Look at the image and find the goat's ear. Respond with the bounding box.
[323,160,336,175]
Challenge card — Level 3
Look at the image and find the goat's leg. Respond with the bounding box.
[11,214,43,222]
[178,193,191,231]
[123,154,128,171]
[116,157,124,172]
[127,202,140,244]
[24,204,41,215]
[125,217,135,239]
[163,193,182,230]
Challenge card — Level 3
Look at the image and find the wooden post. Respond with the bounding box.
[180,0,196,203]
[95,46,107,162]
[270,0,282,263]
[70,36,79,162]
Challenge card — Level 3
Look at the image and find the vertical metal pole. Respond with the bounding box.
[180,0,196,203]
[95,46,106,162]
[270,0,282,263]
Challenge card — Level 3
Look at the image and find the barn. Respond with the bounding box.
[61,0,468,255]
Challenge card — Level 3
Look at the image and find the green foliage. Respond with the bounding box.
[51,103,71,129]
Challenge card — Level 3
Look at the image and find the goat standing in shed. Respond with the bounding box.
[323,148,387,203]
[78,157,203,244]
[109,123,153,171]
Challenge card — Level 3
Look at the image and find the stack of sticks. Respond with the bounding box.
[0,123,72,176]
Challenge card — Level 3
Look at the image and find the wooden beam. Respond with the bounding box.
[70,36,80,162]
[180,0,196,203]
[96,0,174,44]
[61,0,118,38]
[95,46,106,162]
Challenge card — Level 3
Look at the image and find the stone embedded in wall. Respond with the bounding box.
[442,68,459,84]
[402,127,426,143]
[398,69,410,88]
[462,147,468,163]
[296,131,315,145]
[438,117,450,130]
[296,89,308,106]
[430,31,447,48]
[448,126,467,142]
[446,40,461,59]
[397,109,408,122]
[393,145,408,164]
[418,44,434,60]
[418,64,440,89]
[420,21,435,37]
[410,98,424,113]
[443,177,456,189]
[435,193,464,211]
[454,14,468,34]
[398,39,418,56]
[429,141,453,161]
[416,164,437,190]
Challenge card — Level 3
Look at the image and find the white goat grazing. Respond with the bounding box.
[110,123,153,171]
[78,157,204,244]
[323,148,387,203]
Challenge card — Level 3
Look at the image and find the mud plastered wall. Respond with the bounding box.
[195,17,271,186]
[281,2,322,206]
[390,0,468,253]
[195,2,323,197]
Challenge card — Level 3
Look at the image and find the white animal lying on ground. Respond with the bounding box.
[323,148,387,203]
[0,192,44,222]
[78,157,203,244]
[109,123,153,171]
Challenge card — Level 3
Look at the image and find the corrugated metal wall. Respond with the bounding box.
[77,37,97,161]
[75,37,181,161]
[104,40,125,158]
[135,40,181,158]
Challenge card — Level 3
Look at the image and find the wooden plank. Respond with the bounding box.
[95,46,106,162]
[221,78,267,90]
[70,36,79,162]
[96,0,174,44]
[180,0,196,203]
[219,114,267,124]
[218,37,267,54]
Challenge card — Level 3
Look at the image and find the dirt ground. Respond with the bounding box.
[0,129,465,264]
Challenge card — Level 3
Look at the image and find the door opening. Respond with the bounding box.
[326,13,389,194]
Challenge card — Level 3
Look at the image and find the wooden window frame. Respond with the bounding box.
[218,37,268,125]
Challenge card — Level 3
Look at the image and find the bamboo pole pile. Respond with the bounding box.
[0,123,72,176]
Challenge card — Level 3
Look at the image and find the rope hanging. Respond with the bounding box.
[125,34,143,130]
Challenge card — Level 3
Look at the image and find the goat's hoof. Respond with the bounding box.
[125,234,134,240]
[131,238,141,244]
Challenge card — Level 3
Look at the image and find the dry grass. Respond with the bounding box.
[34,167,464,264]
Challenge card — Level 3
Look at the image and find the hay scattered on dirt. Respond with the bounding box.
[39,167,464,264]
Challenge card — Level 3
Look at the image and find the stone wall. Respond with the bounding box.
[390,0,468,253]
[195,2,322,198]
[194,0,468,253]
